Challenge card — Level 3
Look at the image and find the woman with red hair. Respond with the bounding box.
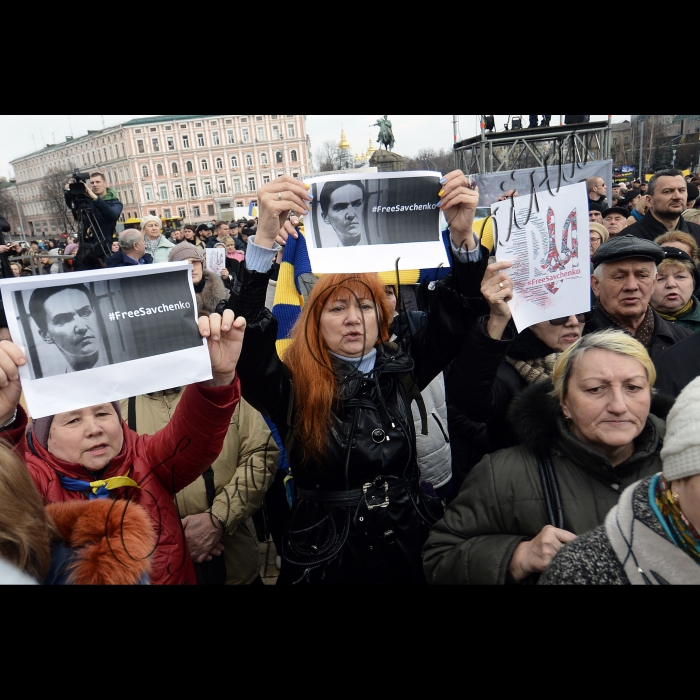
[227,173,482,584]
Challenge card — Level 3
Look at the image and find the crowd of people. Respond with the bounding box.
[2,165,700,586]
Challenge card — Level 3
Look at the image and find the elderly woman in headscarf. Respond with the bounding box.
[141,215,175,263]
[168,242,229,314]
[540,374,700,585]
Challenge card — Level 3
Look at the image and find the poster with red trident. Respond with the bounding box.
[492,182,591,333]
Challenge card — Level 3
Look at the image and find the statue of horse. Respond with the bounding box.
[372,115,395,151]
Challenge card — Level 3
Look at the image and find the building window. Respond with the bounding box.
[241,117,248,123]
[231,155,238,168]
[171,162,179,174]
[193,206,200,217]
[233,179,241,193]
[245,154,253,166]
[201,159,208,171]
[165,125,172,131]
[178,207,186,217]
[164,208,171,218]
[257,126,265,141]
[287,123,295,138]
[261,152,268,165]
[207,204,215,216]
[197,133,205,147]
[263,175,270,185]
[235,201,244,208]
[195,122,202,127]
[149,210,157,217]
[182,134,190,148]
[150,127,157,132]
[189,183,197,197]
[248,177,256,191]
[272,125,280,140]
[180,123,187,129]
[227,130,235,145]
[152,138,160,152]
[175,184,183,198]
[145,186,154,201]
[613,137,618,146]
[212,132,220,146]
[160,185,168,200]
[167,136,175,150]
[276,151,283,163]
[256,116,263,121]
[137,140,145,154]
[186,160,193,172]
[135,128,142,134]
[218,180,226,194]
[215,157,223,169]
[156,163,164,176]
[290,149,298,162]
[624,136,630,145]
[204,181,212,195]
[225,119,232,124]
[242,128,250,143]
[142,165,149,177]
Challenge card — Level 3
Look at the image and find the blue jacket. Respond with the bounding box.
[105,250,153,268]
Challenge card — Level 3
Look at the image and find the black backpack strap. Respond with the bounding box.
[202,466,216,508]
[127,396,137,432]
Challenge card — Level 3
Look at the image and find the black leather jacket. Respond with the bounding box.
[227,264,478,584]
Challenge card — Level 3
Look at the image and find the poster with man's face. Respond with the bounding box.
[303,171,448,273]
[0,262,211,418]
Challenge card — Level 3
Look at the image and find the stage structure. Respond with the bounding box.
[454,118,612,174]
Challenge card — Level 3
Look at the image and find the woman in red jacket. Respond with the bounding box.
[0,310,246,585]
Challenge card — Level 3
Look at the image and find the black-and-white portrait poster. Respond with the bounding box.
[0,262,211,419]
[304,171,448,273]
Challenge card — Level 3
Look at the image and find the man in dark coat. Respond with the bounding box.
[64,172,123,261]
[586,234,691,362]
[625,169,700,246]
[105,229,153,268]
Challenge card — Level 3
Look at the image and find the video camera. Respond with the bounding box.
[68,170,93,211]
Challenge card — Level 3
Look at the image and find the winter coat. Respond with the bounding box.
[654,329,700,398]
[120,391,278,585]
[585,305,690,363]
[196,269,229,315]
[539,475,700,585]
[227,264,479,584]
[671,296,700,333]
[146,235,176,264]
[4,381,241,585]
[422,380,669,585]
[625,209,700,247]
[44,500,155,585]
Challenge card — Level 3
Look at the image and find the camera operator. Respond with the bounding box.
[0,211,14,278]
[64,172,123,260]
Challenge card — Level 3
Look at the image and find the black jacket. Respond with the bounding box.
[625,209,700,246]
[64,190,123,258]
[585,305,690,363]
[654,330,700,399]
[226,262,479,584]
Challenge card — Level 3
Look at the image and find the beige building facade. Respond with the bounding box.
[10,114,310,236]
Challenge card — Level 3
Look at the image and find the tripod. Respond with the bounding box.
[73,204,111,265]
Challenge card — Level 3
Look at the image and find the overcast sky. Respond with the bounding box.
[0,115,630,178]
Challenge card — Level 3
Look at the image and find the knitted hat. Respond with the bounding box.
[168,242,203,263]
[31,402,123,450]
[140,215,161,232]
[661,376,700,482]
[589,222,609,244]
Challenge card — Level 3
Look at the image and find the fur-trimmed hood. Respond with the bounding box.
[196,269,230,315]
[507,379,672,480]
[46,500,154,585]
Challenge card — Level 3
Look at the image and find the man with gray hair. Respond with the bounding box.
[106,228,153,268]
[585,234,690,362]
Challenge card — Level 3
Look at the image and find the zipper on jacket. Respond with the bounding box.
[431,412,450,443]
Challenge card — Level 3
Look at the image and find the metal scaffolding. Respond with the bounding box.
[454,119,612,174]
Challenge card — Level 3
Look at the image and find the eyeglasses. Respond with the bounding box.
[548,311,594,326]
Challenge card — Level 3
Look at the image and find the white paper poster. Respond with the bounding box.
[206,248,226,275]
[493,182,591,332]
[0,262,211,418]
[302,170,448,273]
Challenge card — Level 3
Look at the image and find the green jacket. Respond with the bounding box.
[673,296,700,333]
[422,380,670,585]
